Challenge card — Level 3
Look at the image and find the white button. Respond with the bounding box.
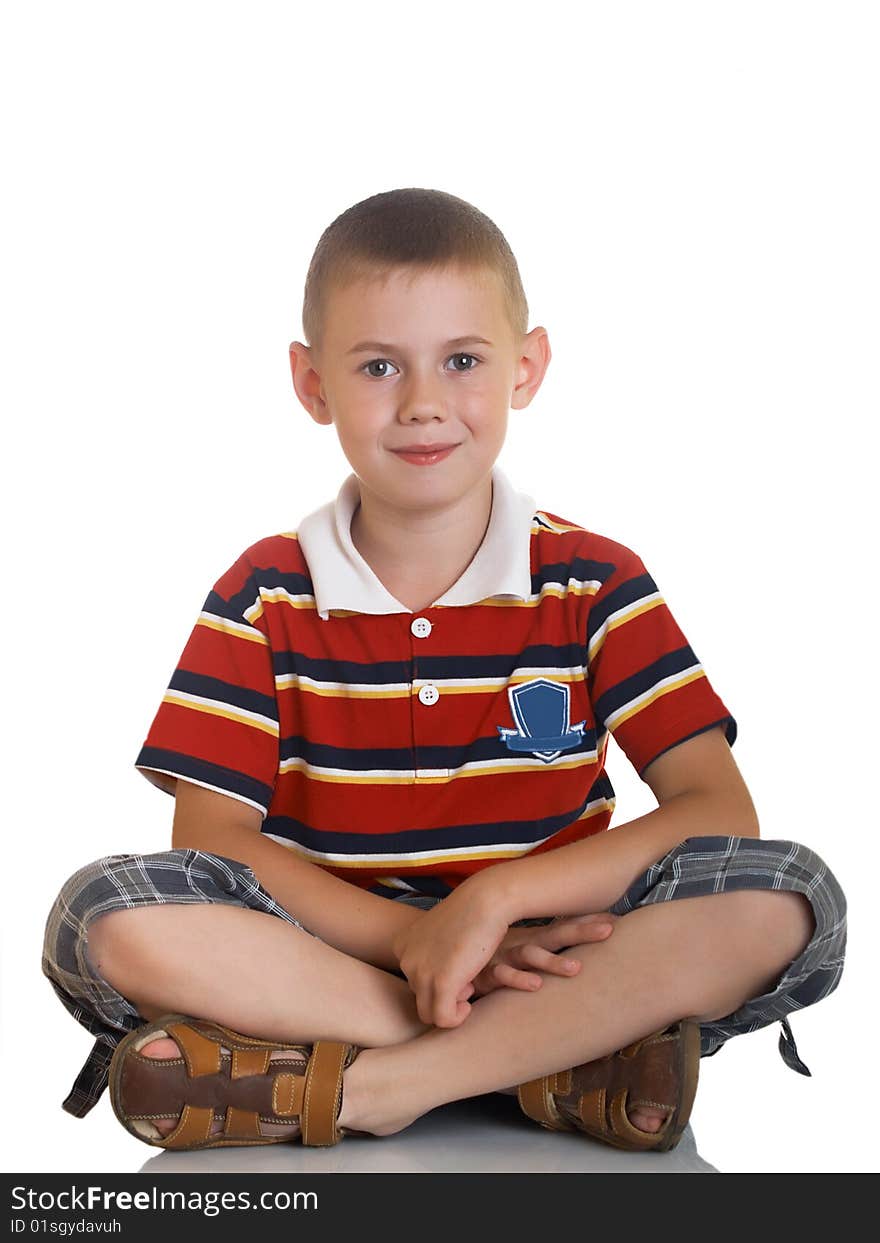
[418,684,439,706]
[411,617,433,638]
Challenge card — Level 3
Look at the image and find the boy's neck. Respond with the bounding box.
[349,474,494,609]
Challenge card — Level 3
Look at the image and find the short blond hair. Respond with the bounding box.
[302,188,529,356]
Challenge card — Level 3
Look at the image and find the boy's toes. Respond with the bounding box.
[140,1037,179,1061]
[627,1106,669,1134]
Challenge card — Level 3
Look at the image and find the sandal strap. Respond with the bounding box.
[301,1041,349,1147]
[112,1017,356,1150]
[164,1103,215,1149]
[518,1069,574,1130]
[166,1021,221,1077]
[517,1022,698,1151]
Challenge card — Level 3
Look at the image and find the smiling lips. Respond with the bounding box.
[392,444,459,465]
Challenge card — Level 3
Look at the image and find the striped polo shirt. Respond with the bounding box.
[134,465,737,900]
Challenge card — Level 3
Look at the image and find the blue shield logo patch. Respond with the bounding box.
[496,677,586,763]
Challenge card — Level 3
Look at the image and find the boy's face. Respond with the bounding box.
[289,263,549,518]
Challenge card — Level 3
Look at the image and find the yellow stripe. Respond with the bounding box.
[277,752,597,783]
[569,799,616,823]
[534,512,587,535]
[588,595,665,664]
[273,814,615,871]
[196,615,269,645]
[610,668,706,730]
[274,671,587,698]
[255,581,601,620]
[162,693,279,736]
[275,682,404,699]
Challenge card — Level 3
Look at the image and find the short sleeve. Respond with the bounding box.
[586,541,737,778]
[134,548,279,817]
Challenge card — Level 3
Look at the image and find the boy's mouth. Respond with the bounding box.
[392,444,459,465]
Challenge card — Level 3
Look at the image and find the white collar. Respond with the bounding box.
[296,465,537,619]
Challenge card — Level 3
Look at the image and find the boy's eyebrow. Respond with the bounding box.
[347,335,493,355]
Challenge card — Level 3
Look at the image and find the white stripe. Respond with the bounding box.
[276,665,590,694]
[275,674,412,694]
[371,876,420,892]
[199,610,260,638]
[165,689,278,733]
[587,590,664,661]
[528,577,603,597]
[604,661,705,730]
[261,824,582,866]
[255,587,322,608]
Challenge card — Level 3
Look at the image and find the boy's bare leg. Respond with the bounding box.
[88,903,432,1137]
[335,887,815,1137]
[90,888,813,1139]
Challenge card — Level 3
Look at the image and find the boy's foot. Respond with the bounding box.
[139,1037,309,1139]
[140,1040,669,1138]
[494,1084,669,1133]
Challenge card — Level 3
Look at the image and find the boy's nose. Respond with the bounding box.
[398,391,448,422]
[396,366,449,415]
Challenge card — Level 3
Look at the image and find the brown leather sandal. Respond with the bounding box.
[109,1013,364,1149]
[516,1019,701,1152]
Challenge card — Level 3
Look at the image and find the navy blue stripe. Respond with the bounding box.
[366,876,457,900]
[203,588,261,625]
[135,747,275,811]
[531,555,614,596]
[592,645,701,726]
[211,570,314,619]
[273,642,588,684]
[168,670,278,721]
[263,778,614,856]
[217,553,610,620]
[279,727,598,772]
[586,569,656,648]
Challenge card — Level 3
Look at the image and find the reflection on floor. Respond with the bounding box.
[139,1091,718,1175]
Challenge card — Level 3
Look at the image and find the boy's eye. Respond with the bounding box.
[360,353,480,379]
[363,359,399,378]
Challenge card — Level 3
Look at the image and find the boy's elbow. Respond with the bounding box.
[736,812,761,839]
[726,791,761,839]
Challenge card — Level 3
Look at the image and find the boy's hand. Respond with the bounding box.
[391,882,511,1027]
[469,913,617,999]
[391,882,617,1027]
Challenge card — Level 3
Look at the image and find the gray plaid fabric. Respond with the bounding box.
[43,835,846,1119]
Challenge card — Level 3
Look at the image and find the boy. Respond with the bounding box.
[44,188,846,1153]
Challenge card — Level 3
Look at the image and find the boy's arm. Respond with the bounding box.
[468,724,761,924]
[391,725,757,1027]
[171,779,424,973]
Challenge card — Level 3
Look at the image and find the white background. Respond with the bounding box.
[2,1,876,1174]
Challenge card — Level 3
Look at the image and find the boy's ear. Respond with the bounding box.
[510,326,552,411]
[288,341,333,426]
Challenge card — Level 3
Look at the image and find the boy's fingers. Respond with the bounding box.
[513,945,581,976]
[491,962,543,991]
[430,980,472,1028]
[546,917,613,946]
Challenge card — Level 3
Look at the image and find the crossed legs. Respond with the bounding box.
[87,885,815,1139]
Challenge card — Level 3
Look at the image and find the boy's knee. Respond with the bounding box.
[86,904,174,973]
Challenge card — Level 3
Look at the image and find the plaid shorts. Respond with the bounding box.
[43,835,846,1119]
